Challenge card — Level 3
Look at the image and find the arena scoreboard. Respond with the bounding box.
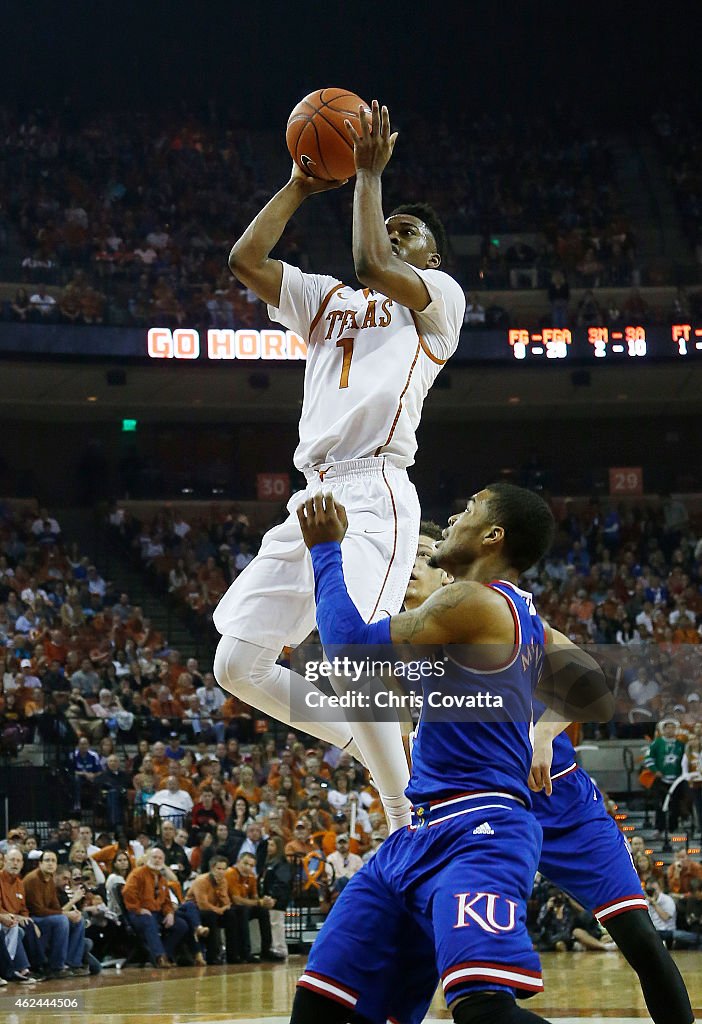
[145,323,702,363]
[3,322,702,365]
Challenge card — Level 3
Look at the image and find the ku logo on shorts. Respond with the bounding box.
[454,892,518,934]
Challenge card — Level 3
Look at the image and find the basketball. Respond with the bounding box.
[286,87,370,181]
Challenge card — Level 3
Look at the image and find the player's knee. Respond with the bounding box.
[453,991,547,1024]
[213,635,270,698]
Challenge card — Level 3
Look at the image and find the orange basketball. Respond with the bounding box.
[286,88,370,181]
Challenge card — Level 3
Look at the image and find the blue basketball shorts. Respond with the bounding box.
[299,791,543,1023]
[532,766,647,925]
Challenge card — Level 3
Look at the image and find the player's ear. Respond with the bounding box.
[427,252,441,269]
[484,526,504,546]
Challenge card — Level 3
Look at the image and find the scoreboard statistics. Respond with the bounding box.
[2,322,702,365]
[145,323,702,363]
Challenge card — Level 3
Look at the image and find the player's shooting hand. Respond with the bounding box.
[289,162,348,194]
[345,100,398,176]
[297,494,348,548]
[528,731,554,796]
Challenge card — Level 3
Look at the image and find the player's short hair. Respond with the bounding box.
[389,203,447,257]
[419,520,443,541]
[483,482,555,573]
[209,855,228,868]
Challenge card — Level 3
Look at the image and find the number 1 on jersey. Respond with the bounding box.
[336,337,354,389]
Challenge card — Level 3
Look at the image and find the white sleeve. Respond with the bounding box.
[267,262,341,339]
[408,268,466,361]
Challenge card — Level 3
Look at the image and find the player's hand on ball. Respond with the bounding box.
[289,162,348,194]
[344,99,398,176]
[297,493,348,548]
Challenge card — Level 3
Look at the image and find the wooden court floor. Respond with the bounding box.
[3,952,700,1024]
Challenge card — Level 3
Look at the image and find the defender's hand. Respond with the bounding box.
[345,100,398,176]
[297,494,348,548]
[528,731,554,796]
[289,162,348,195]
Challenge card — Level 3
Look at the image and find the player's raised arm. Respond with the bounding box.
[298,496,520,649]
[537,624,614,726]
[346,101,435,311]
[228,164,346,307]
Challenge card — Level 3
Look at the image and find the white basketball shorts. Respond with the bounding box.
[213,456,420,650]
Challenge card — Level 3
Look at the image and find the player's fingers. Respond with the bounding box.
[528,769,538,791]
[380,105,390,138]
[344,119,361,145]
[358,105,371,139]
[370,99,380,136]
[296,501,309,526]
[335,501,348,530]
[312,493,325,519]
[544,773,553,797]
[389,131,399,153]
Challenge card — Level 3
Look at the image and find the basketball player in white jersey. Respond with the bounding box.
[214,101,465,831]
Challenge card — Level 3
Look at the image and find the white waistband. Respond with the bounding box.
[304,455,406,483]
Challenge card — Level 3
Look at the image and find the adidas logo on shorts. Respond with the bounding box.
[472,821,495,835]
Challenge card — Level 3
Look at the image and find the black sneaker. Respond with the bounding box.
[244,954,260,963]
[68,965,90,977]
[46,967,71,979]
[12,972,37,984]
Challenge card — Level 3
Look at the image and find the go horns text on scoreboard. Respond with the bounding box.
[147,328,308,360]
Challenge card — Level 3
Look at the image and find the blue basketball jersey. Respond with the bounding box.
[407,580,545,807]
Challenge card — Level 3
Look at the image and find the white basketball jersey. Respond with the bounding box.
[268,263,466,471]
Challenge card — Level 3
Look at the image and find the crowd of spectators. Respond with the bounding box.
[376,109,642,292]
[107,502,265,633]
[0,731,389,983]
[0,103,293,329]
[461,281,702,333]
[4,103,702,336]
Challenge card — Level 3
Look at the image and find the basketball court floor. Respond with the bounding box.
[4,952,700,1023]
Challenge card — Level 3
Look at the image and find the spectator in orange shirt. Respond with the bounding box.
[121,848,189,968]
[320,812,366,857]
[268,749,298,788]
[186,855,239,964]
[666,849,702,898]
[150,740,169,778]
[150,686,183,738]
[285,819,318,859]
[273,794,297,837]
[0,846,44,981]
[220,694,254,743]
[93,836,137,874]
[23,851,87,978]
[233,764,262,805]
[300,787,333,834]
[224,852,282,963]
